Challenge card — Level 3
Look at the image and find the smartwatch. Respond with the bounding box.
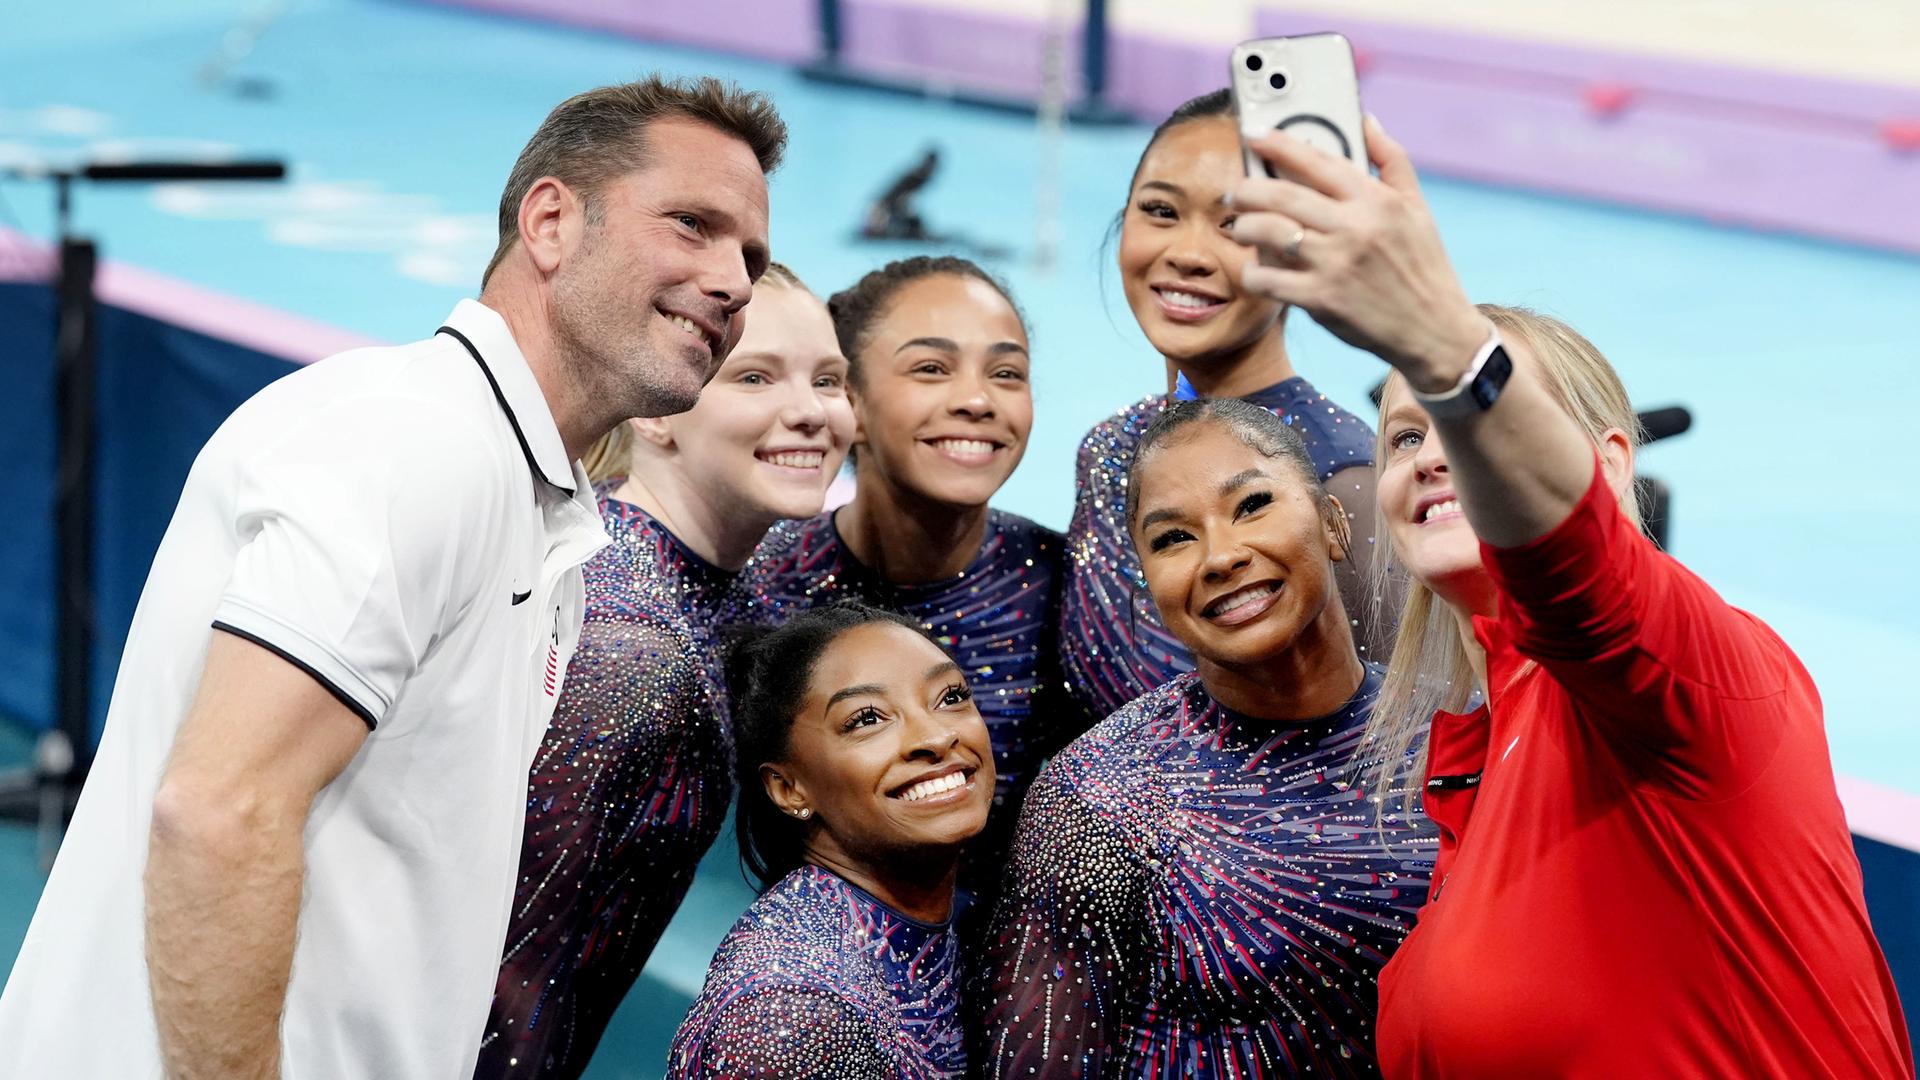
[1411,328,1512,420]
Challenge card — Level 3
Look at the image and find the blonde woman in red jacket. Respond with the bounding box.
[1228,117,1912,1078]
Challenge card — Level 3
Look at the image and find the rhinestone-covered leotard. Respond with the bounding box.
[975,666,1434,1079]
[667,864,966,1079]
[477,494,740,1078]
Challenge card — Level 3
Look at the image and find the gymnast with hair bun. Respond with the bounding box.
[739,256,1086,886]
[477,265,854,1079]
[666,602,989,1079]
[976,397,1433,1079]
[1059,88,1388,723]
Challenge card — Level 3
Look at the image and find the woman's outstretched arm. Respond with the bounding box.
[1230,117,1603,548]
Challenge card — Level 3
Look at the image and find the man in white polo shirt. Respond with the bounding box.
[0,76,784,1079]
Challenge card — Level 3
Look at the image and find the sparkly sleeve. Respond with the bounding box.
[673,988,892,1079]
[1057,405,1195,720]
[486,604,718,1065]
[1032,529,1101,759]
[1277,378,1375,482]
[1056,418,1124,722]
[975,753,1151,1077]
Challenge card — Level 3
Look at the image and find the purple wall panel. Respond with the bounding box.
[838,0,1080,101]
[411,0,819,63]
[1255,12,1920,124]
[1256,11,1920,253]
[828,5,1216,122]
[403,0,1920,252]
[1106,32,1224,120]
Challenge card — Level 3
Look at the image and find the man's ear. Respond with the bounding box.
[518,176,584,276]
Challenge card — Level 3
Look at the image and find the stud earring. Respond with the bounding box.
[794,808,812,820]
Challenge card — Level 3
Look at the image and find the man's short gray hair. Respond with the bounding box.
[483,74,787,287]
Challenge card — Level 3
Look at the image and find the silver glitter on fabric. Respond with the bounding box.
[975,667,1435,1079]
[478,494,741,1078]
[667,865,965,1079]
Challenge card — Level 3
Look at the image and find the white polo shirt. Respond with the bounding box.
[0,300,608,1079]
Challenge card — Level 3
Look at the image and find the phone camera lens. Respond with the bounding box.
[1245,54,1264,72]
[1268,72,1288,91]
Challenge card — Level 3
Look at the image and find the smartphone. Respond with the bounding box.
[1229,33,1366,179]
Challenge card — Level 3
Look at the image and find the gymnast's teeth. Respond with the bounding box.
[1157,288,1216,309]
[762,450,824,469]
[898,772,966,802]
[930,438,995,456]
[1205,582,1277,618]
[1423,498,1461,522]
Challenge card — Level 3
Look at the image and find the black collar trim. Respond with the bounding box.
[437,324,575,496]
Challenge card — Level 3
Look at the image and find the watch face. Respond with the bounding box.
[1471,346,1513,410]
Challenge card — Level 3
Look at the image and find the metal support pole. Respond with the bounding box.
[1639,476,1672,551]
[50,233,99,813]
[1080,0,1108,105]
[819,0,841,61]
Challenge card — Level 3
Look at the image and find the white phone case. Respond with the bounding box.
[1230,34,1367,177]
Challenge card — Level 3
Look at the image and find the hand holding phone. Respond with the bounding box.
[1230,114,1487,386]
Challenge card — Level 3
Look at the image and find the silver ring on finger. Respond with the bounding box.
[1282,228,1307,261]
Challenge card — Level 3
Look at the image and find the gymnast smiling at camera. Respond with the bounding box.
[1058,89,1388,723]
[740,256,1083,887]
[666,603,992,1079]
[977,398,1433,1079]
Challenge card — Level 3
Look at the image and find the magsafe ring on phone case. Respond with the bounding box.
[1273,114,1351,164]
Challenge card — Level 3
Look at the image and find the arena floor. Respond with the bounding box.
[4,1,1917,1075]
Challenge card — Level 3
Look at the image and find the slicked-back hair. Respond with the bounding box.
[1125,396,1329,530]
[826,255,1027,389]
[482,74,787,287]
[726,602,946,892]
[1129,87,1232,192]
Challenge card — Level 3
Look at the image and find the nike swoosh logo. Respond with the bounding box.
[511,589,532,605]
